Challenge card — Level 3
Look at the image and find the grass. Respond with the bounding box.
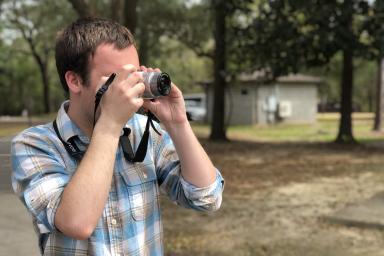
[192,112,384,143]
[0,123,31,137]
[1,112,384,143]
[0,115,54,137]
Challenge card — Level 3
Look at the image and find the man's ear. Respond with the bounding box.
[65,71,83,94]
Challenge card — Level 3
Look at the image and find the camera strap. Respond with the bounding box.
[93,73,116,127]
[119,111,161,162]
[52,119,84,161]
[93,73,161,163]
[53,73,161,163]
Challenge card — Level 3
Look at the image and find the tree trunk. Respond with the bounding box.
[123,0,138,34]
[67,0,95,17]
[41,64,50,113]
[24,34,51,113]
[32,52,50,113]
[111,0,124,23]
[336,49,355,143]
[209,0,227,141]
[373,58,384,131]
[138,24,149,66]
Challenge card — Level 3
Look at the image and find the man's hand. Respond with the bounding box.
[140,66,188,128]
[98,65,146,133]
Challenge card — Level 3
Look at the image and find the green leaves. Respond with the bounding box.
[230,0,375,78]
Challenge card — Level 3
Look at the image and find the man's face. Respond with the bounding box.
[81,43,140,122]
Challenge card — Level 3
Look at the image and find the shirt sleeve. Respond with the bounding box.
[11,129,69,234]
[152,126,224,212]
[179,170,224,211]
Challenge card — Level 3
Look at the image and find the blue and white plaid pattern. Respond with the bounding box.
[11,101,224,256]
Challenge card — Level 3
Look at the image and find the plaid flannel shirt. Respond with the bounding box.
[11,101,224,256]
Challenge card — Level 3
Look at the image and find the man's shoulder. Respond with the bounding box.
[12,122,54,145]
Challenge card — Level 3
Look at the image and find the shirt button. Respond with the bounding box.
[143,172,148,179]
[111,218,117,225]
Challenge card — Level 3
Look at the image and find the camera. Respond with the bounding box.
[138,71,171,99]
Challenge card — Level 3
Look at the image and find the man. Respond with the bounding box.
[11,17,224,255]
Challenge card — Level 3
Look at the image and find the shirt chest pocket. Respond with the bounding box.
[119,163,159,221]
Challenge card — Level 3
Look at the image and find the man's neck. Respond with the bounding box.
[67,101,93,138]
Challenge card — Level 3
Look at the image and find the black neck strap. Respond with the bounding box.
[52,120,84,161]
[119,112,161,162]
[53,73,161,163]
[53,112,161,163]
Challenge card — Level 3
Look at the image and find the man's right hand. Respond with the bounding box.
[98,65,146,133]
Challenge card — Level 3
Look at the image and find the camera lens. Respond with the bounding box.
[157,73,171,96]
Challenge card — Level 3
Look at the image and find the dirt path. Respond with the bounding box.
[162,140,384,256]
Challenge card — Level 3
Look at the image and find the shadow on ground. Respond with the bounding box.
[2,134,384,256]
[162,139,384,256]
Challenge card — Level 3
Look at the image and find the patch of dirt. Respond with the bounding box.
[162,140,384,256]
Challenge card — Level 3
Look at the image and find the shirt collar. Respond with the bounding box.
[55,101,142,144]
[55,100,88,143]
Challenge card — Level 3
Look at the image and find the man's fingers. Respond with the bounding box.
[140,66,162,73]
[142,99,159,113]
[133,98,144,108]
[130,82,146,97]
[168,83,182,97]
[115,64,137,83]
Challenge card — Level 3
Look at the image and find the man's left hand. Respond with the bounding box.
[140,66,188,127]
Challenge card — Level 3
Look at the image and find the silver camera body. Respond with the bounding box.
[138,71,171,99]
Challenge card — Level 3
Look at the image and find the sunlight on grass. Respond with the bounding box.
[192,113,384,142]
[0,124,30,137]
[1,113,384,143]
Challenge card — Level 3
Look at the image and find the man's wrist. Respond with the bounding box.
[94,114,123,138]
[163,120,191,138]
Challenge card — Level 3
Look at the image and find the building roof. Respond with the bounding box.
[197,71,323,88]
[238,71,323,84]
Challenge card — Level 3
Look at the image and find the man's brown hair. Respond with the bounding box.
[55,17,135,92]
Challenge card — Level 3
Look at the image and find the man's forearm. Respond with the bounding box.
[165,121,216,187]
[55,119,121,240]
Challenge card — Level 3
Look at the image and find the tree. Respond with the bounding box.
[68,0,138,33]
[67,0,187,65]
[210,0,227,140]
[67,0,96,18]
[4,0,75,113]
[364,0,384,131]
[374,59,384,131]
[1,0,77,114]
[0,0,213,115]
[235,0,371,143]
[66,0,253,141]
[175,0,252,141]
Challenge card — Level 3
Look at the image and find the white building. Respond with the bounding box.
[204,72,323,125]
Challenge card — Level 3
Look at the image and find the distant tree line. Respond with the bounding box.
[1,0,384,143]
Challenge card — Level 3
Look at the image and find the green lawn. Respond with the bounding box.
[1,113,384,143]
[0,123,31,137]
[192,113,384,142]
[0,114,55,137]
